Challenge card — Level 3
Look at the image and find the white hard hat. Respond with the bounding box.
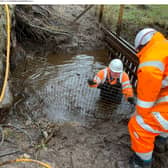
[109,59,123,73]
[134,28,157,50]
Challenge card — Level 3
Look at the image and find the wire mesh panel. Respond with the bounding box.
[34,57,135,123]
[21,53,135,123]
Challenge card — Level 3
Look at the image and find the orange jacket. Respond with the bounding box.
[89,67,133,99]
[136,32,168,121]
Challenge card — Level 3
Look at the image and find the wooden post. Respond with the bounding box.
[94,5,98,16]
[116,5,124,35]
[84,5,88,9]
[98,5,104,23]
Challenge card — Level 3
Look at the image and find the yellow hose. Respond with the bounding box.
[0,6,53,168]
[0,4,10,102]
[0,158,52,167]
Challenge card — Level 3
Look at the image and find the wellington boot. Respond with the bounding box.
[129,154,152,168]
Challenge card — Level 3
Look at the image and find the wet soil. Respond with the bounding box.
[0,5,167,168]
[0,44,134,168]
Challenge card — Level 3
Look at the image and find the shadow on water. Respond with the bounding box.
[15,49,135,124]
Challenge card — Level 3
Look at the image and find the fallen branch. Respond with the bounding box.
[28,23,73,37]
[0,124,33,145]
[0,150,21,158]
[44,125,59,144]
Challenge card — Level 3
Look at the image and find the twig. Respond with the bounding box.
[0,150,21,158]
[28,23,72,37]
[44,125,58,144]
[0,124,33,145]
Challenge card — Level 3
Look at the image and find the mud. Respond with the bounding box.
[0,5,167,168]
[1,45,135,168]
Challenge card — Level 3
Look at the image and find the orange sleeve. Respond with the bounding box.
[121,72,134,99]
[88,69,106,88]
[136,66,163,116]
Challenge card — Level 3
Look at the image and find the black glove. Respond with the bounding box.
[127,97,136,105]
[97,83,103,89]
[88,79,97,86]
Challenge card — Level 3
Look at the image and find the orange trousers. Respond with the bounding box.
[128,115,160,153]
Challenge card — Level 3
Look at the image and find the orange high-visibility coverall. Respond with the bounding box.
[128,32,168,159]
[89,67,133,99]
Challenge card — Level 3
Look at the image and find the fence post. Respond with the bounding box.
[94,5,98,16]
[98,5,104,23]
[116,5,124,35]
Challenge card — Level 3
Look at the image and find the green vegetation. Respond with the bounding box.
[100,5,168,44]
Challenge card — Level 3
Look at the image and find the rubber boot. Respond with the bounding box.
[155,136,168,153]
[129,154,152,168]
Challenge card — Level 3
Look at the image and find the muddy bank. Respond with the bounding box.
[1,5,134,167]
[2,46,134,168]
[1,5,168,168]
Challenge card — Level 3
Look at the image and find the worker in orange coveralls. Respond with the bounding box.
[88,58,135,104]
[129,28,168,168]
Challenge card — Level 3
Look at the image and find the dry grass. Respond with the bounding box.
[96,5,168,44]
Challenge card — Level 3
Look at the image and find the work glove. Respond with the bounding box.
[97,83,103,89]
[127,97,136,105]
[87,79,97,86]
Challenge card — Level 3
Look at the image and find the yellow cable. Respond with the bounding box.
[0,158,52,168]
[0,6,53,168]
[0,4,10,102]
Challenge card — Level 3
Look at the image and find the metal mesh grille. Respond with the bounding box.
[36,68,135,122]
[21,53,135,123]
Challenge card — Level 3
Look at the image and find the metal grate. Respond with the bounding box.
[101,26,139,89]
[35,66,135,123]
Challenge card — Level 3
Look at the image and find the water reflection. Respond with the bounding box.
[16,49,134,123]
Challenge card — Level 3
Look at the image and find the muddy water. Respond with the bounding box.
[15,49,134,124]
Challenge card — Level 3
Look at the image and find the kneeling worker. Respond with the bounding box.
[88,58,135,104]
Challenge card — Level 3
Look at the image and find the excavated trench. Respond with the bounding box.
[1,5,168,168]
[12,48,135,124]
[9,45,135,168]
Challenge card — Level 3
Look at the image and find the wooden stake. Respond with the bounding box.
[98,5,104,23]
[116,5,124,35]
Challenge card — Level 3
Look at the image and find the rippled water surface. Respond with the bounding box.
[14,49,134,123]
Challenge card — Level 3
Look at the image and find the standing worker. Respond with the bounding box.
[129,28,168,168]
[88,59,135,104]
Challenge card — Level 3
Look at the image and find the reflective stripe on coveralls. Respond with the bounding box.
[131,112,168,160]
[136,95,168,133]
[137,98,155,108]
[91,68,133,98]
[162,76,168,88]
[94,68,107,84]
[137,95,168,110]
[128,32,168,160]
[128,115,158,155]
[136,115,162,134]
[122,81,132,89]
[137,60,165,109]
[136,151,153,161]
[152,112,168,130]
[138,61,165,72]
